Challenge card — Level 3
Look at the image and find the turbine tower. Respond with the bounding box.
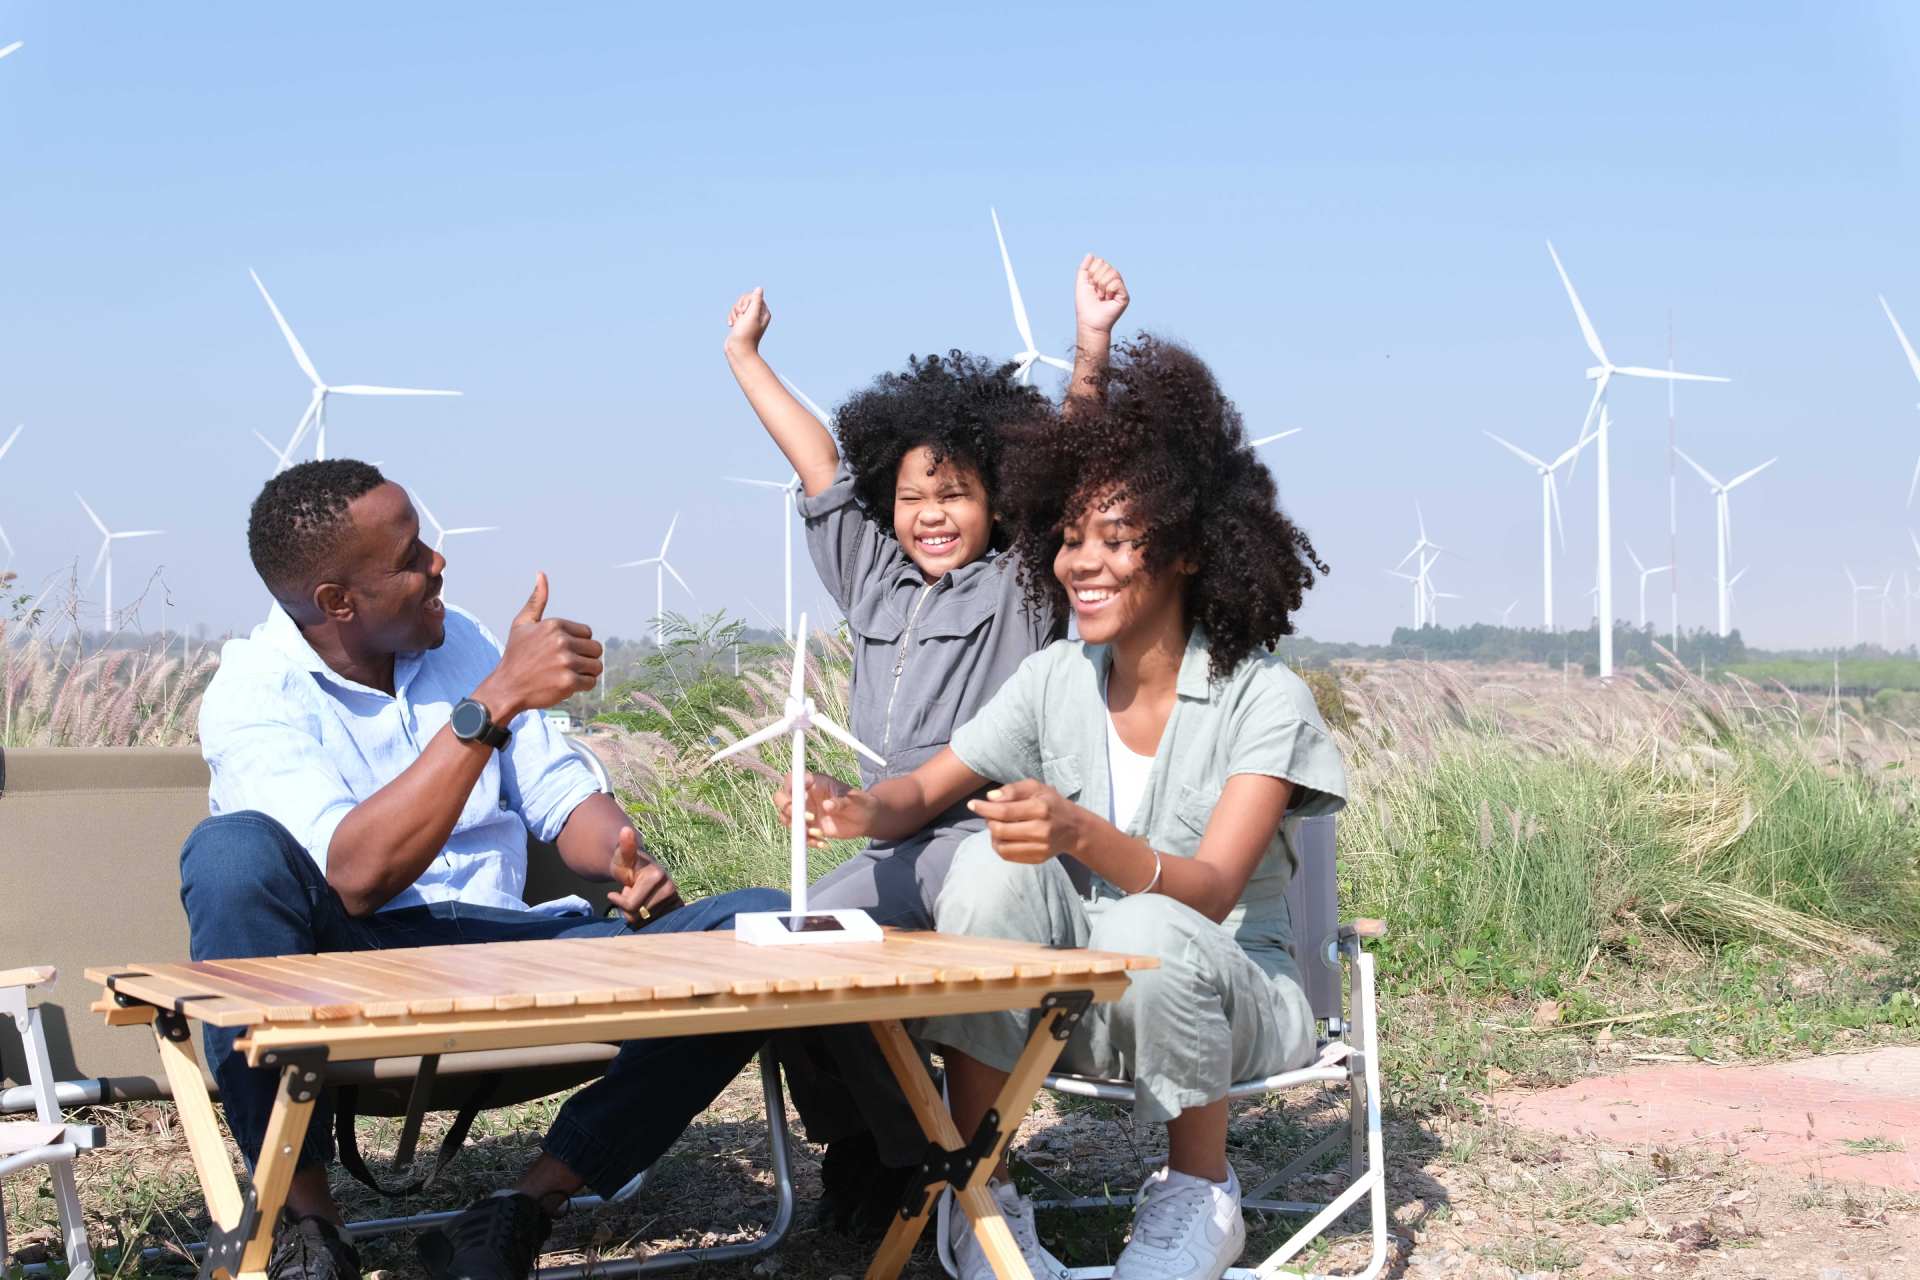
[989,209,1072,385]
[1626,543,1671,630]
[0,425,21,564]
[1484,429,1593,629]
[1844,567,1875,646]
[250,270,461,461]
[616,513,693,647]
[730,474,801,641]
[1546,243,1730,678]
[1675,449,1775,639]
[75,493,163,634]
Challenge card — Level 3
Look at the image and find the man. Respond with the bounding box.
[184,460,784,1280]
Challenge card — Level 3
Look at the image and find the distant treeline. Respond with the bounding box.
[1276,623,1750,673]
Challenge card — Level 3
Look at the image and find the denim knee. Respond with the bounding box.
[179,811,313,907]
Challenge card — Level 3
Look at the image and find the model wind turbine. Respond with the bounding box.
[249,270,461,462]
[75,493,162,633]
[0,425,21,564]
[989,209,1072,386]
[414,494,497,553]
[615,513,693,647]
[1626,544,1671,629]
[1547,243,1729,677]
[707,614,886,945]
[1875,297,1920,504]
[1485,429,1593,628]
[729,475,801,640]
[1676,448,1775,639]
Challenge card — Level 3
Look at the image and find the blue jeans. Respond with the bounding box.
[178,811,785,1199]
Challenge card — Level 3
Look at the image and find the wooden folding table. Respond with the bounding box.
[88,931,1153,1280]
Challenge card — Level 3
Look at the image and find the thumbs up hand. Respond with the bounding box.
[473,573,603,722]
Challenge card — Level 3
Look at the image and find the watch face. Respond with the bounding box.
[451,699,488,740]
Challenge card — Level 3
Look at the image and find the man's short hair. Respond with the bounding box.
[247,459,388,601]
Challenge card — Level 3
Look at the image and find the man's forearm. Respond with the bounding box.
[552,791,636,880]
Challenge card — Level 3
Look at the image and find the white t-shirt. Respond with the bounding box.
[1105,672,1157,832]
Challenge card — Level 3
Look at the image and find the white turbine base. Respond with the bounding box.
[735,908,883,947]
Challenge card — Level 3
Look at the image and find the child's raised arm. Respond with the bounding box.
[1068,254,1129,406]
[723,287,841,497]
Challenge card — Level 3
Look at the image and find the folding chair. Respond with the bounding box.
[936,813,1388,1280]
[1,967,103,1280]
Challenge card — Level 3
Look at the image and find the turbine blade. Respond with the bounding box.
[810,710,888,768]
[1880,295,1920,384]
[613,557,656,568]
[662,561,692,595]
[90,538,109,583]
[1613,365,1730,384]
[1627,543,1645,574]
[113,530,164,539]
[659,511,679,557]
[1545,241,1608,366]
[1910,529,1920,563]
[0,423,21,462]
[1484,431,1547,470]
[706,717,797,764]
[1548,473,1567,549]
[1725,457,1778,489]
[728,476,790,490]
[990,207,1041,353]
[329,385,461,397]
[1672,447,1720,489]
[73,493,108,537]
[1251,428,1304,447]
[1551,430,1595,470]
[414,495,444,539]
[1909,456,1920,508]
[0,522,11,560]
[0,41,22,59]
[1037,354,1074,371]
[442,526,498,537]
[249,269,324,388]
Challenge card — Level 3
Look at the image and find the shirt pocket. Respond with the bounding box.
[1042,752,1084,803]
[1171,782,1222,847]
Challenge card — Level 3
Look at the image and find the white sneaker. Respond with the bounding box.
[1112,1166,1245,1280]
[949,1179,1066,1280]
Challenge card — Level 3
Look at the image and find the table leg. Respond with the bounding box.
[151,1023,244,1233]
[232,1054,324,1279]
[862,992,1090,1280]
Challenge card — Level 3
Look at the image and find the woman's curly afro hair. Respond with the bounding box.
[833,350,1052,544]
[998,334,1329,680]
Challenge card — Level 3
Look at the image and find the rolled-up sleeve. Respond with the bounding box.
[499,711,601,843]
[948,645,1050,785]
[201,680,359,872]
[1224,668,1348,818]
[794,459,901,615]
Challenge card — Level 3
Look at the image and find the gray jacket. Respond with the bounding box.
[797,460,1063,808]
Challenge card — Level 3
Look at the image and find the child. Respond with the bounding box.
[721,255,1130,1236]
[813,334,1347,1280]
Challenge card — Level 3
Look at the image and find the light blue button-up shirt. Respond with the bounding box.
[199,603,600,914]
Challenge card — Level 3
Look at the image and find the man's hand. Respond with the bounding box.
[475,574,602,721]
[725,287,772,359]
[816,788,880,844]
[773,771,852,849]
[607,825,684,925]
[967,779,1087,864]
[1074,255,1130,337]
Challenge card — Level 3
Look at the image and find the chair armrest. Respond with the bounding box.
[1338,919,1386,941]
[0,965,56,990]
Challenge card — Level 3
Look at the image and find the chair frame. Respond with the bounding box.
[936,814,1390,1280]
[2,968,102,1280]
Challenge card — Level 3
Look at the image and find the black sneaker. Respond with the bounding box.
[417,1192,554,1280]
[267,1212,362,1280]
[815,1132,917,1241]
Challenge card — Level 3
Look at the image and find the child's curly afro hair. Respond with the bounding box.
[998,334,1329,680]
[833,350,1052,543]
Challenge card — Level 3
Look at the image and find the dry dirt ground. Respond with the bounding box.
[6,1050,1917,1279]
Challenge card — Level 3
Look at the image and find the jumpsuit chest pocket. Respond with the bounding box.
[1042,753,1084,802]
[1172,782,1222,841]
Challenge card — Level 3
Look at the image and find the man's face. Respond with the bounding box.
[325,482,448,654]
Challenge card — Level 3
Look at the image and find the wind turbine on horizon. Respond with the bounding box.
[413,493,498,553]
[75,493,162,634]
[1675,448,1774,640]
[1484,428,1593,629]
[729,474,801,641]
[1499,599,1520,627]
[1726,566,1750,630]
[1394,507,1445,628]
[1547,242,1730,677]
[249,269,462,462]
[0,425,21,564]
[616,513,693,648]
[1626,543,1671,630]
[1844,567,1877,647]
[989,209,1072,386]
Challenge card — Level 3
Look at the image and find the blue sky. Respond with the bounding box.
[2,3,1919,649]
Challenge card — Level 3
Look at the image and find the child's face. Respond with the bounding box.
[1052,495,1189,647]
[893,446,993,583]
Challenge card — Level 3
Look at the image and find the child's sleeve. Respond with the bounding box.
[794,460,901,615]
[1224,666,1348,819]
[948,646,1050,785]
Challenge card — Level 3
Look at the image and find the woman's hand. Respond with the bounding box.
[725,287,772,359]
[772,771,852,849]
[1074,255,1130,338]
[816,788,880,844]
[967,779,1087,864]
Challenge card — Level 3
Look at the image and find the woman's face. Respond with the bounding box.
[1052,495,1188,647]
[893,446,993,583]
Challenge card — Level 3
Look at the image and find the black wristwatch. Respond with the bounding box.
[450,697,511,750]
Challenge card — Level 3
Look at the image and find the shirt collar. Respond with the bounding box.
[888,543,1008,591]
[258,603,426,700]
[1091,624,1215,702]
